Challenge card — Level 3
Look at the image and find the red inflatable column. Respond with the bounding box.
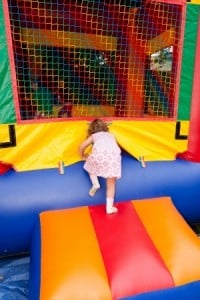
[177,17,200,162]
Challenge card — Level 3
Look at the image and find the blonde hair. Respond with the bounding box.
[88,119,108,136]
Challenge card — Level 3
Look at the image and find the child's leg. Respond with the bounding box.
[106,177,118,214]
[89,174,100,197]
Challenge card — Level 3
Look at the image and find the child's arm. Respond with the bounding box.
[79,136,93,160]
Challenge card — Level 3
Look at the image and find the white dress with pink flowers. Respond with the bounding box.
[84,131,121,179]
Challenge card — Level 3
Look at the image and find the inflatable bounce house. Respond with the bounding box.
[1,0,200,299]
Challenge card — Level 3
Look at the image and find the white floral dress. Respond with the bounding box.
[84,131,121,179]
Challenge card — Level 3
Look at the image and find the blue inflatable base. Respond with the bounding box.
[1,153,200,299]
[120,281,200,300]
[1,153,200,257]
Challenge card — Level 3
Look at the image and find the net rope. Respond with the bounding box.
[8,0,183,121]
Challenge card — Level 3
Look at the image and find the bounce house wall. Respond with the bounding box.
[178,3,200,120]
[0,0,191,170]
[0,0,16,124]
[0,0,186,123]
[178,12,200,162]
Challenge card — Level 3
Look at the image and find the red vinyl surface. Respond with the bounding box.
[89,201,174,299]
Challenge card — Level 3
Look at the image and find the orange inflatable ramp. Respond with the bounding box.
[30,197,200,300]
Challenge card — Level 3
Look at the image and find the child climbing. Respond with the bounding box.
[79,119,121,214]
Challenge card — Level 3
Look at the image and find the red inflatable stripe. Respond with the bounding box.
[89,202,174,299]
[0,161,14,175]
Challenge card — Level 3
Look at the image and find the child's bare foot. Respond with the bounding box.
[89,184,100,197]
[106,206,118,214]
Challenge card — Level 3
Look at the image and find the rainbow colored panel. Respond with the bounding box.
[38,197,200,299]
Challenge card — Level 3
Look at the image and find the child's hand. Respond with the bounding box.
[82,153,89,160]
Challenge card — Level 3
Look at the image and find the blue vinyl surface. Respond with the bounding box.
[1,153,200,256]
[120,281,200,300]
[1,153,200,299]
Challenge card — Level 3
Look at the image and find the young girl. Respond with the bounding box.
[79,119,121,214]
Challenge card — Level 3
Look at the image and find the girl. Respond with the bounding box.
[79,119,121,214]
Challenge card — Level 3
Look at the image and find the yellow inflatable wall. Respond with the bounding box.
[0,120,188,171]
